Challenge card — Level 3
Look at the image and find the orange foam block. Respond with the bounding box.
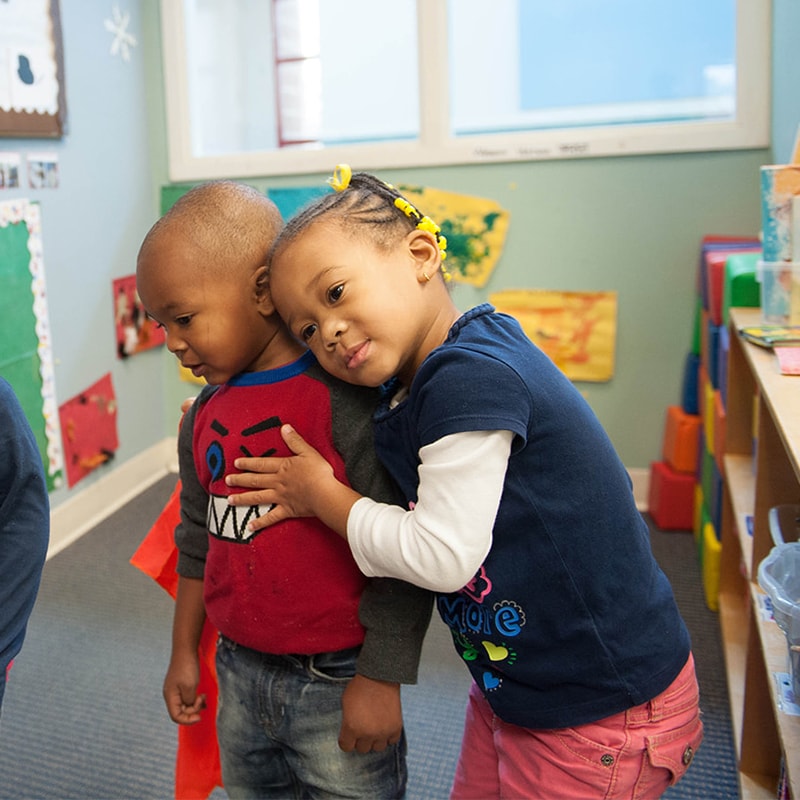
[648,460,696,531]
[662,405,701,474]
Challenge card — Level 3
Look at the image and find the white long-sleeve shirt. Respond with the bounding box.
[347,429,514,592]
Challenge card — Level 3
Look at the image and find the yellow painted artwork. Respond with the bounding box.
[397,185,510,288]
[179,364,205,385]
[490,289,618,382]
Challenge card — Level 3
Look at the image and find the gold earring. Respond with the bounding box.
[422,271,432,282]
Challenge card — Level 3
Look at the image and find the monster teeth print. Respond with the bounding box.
[207,494,273,542]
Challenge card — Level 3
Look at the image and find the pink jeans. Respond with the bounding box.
[451,654,703,800]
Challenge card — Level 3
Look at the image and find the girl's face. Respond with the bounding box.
[269,220,455,387]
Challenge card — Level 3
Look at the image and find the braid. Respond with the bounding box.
[269,167,449,279]
[272,173,412,254]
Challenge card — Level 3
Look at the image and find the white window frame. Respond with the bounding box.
[160,1,771,182]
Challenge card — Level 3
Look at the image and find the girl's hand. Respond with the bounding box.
[226,424,360,536]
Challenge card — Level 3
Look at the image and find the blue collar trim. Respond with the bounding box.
[228,350,316,386]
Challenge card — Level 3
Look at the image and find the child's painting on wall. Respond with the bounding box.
[58,373,119,489]
[113,274,164,359]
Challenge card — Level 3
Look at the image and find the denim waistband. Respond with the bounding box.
[218,634,360,671]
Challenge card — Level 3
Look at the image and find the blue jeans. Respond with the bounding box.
[216,636,407,799]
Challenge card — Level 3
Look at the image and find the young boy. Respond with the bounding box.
[136,181,432,799]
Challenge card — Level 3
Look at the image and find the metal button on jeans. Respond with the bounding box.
[682,745,694,765]
[600,754,614,767]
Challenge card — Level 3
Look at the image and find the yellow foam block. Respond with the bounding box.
[703,379,715,455]
[702,521,722,612]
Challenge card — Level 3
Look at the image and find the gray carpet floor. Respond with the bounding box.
[0,474,738,799]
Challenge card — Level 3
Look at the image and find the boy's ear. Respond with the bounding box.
[253,266,276,314]
[406,229,441,282]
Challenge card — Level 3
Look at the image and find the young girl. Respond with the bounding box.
[227,166,704,799]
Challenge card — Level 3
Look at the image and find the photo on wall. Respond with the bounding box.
[113,273,165,359]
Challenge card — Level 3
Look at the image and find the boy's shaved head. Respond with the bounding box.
[139,181,283,277]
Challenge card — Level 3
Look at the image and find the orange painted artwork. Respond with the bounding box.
[490,289,618,382]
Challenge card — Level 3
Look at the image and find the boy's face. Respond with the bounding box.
[137,231,280,385]
[269,221,443,388]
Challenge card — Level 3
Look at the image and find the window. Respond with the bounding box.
[160,0,769,181]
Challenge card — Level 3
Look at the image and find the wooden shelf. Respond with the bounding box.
[721,309,800,800]
[718,590,749,755]
[739,772,781,800]
[723,453,755,576]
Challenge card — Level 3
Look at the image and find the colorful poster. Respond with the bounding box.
[113,274,165,359]
[397,184,510,288]
[490,289,618,382]
[0,198,63,490]
[760,164,800,262]
[58,373,119,488]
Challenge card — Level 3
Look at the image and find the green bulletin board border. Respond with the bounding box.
[0,199,64,490]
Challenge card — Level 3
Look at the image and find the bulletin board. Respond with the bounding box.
[0,0,68,138]
[0,199,64,490]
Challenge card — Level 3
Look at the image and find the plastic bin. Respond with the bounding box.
[757,504,800,698]
[756,261,800,324]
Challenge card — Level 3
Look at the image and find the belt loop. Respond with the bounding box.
[625,701,648,725]
[649,694,663,721]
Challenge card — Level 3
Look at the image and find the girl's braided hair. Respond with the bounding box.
[269,166,449,278]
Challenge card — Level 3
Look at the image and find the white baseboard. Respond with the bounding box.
[48,436,178,560]
[47,439,649,559]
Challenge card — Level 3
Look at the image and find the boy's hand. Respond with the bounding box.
[163,652,206,725]
[339,674,403,753]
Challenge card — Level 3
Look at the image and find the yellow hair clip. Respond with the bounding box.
[327,164,352,193]
[394,197,419,221]
[417,216,440,236]
[394,198,450,276]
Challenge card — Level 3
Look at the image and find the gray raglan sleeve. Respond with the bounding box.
[174,388,216,579]
[326,374,434,684]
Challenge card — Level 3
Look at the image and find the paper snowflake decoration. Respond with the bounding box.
[104,5,137,62]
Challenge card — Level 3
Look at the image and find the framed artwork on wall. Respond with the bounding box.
[0,0,67,138]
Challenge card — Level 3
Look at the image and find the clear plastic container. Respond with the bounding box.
[756,261,800,324]
[758,505,800,698]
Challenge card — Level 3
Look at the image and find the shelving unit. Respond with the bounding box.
[719,308,800,799]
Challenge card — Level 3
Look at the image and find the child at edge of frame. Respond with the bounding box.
[135,179,433,800]
[225,164,705,800]
[0,377,50,716]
